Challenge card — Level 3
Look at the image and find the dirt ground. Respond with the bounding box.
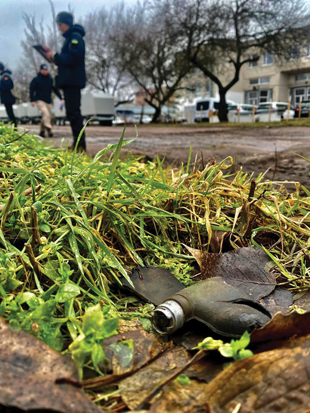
[24,124,310,191]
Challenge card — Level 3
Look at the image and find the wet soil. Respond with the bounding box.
[25,124,310,192]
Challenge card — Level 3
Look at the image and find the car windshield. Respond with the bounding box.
[196,101,209,110]
[257,104,272,109]
[228,105,238,110]
[241,105,253,111]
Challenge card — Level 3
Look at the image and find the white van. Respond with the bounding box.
[195,98,236,122]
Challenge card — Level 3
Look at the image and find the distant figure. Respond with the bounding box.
[0,62,17,128]
[30,64,63,138]
[45,12,86,151]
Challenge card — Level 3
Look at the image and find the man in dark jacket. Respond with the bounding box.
[0,63,17,128]
[46,12,86,150]
[30,64,63,137]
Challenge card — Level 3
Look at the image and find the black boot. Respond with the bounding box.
[47,128,53,138]
[39,130,45,138]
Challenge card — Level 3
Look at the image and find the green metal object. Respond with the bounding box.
[152,277,272,338]
[121,266,185,305]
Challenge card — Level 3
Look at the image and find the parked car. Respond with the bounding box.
[293,101,310,118]
[113,116,126,126]
[255,102,288,114]
[132,114,152,124]
[228,103,256,123]
[115,109,135,119]
[282,109,295,120]
[228,103,255,113]
[113,114,152,125]
[255,102,288,122]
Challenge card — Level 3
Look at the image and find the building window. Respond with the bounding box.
[289,45,300,60]
[295,88,306,103]
[249,77,270,86]
[248,55,258,68]
[260,77,270,84]
[249,78,259,85]
[248,91,259,105]
[296,74,307,81]
[245,89,273,105]
[290,86,310,105]
[259,90,269,102]
[296,73,310,81]
[195,84,201,97]
[263,53,273,66]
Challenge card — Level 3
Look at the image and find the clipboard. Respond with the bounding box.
[32,45,53,63]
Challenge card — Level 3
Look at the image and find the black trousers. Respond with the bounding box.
[63,88,86,150]
[4,104,17,128]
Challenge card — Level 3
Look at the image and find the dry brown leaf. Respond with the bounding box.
[202,343,310,413]
[251,310,310,345]
[294,290,310,312]
[0,317,102,413]
[149,380,211,413]
[119,348,191,410]
[119,346,224,411]
[259,287,293,315]
[186,246,276,301]
[210,230,228,253]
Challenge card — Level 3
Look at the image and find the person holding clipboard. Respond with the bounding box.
[44,12,86,151]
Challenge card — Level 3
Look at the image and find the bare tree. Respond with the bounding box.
[161,0,310,121]
[11,66,34,102]
[112,1,193,122]
[83,4,135,106]
[46,0,63,56]
[21,13,47,74]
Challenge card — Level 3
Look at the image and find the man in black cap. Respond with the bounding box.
[0,63,17,128]
[45,12,86,150]
[30,64,63,138]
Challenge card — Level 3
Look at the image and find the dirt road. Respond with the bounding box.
[25,124,310,190]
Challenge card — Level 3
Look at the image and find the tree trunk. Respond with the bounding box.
[218,90,228,122]
[151,106,161,123]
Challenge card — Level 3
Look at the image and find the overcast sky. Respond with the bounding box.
[0,0,136,70]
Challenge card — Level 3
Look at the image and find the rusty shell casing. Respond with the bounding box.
[152,277,272,338]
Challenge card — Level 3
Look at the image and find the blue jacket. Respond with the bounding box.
[0,70,16,105]
[54,24,86,89]
[30,72,62,104]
